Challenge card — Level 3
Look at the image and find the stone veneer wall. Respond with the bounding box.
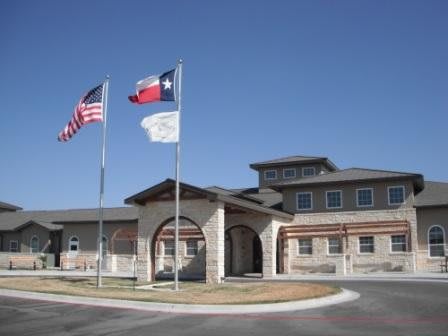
[225,213,290,278]
[137,199,225,283]
[286,208,418,274]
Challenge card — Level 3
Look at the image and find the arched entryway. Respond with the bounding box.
[151,216,206,281]
[225,225,263,277]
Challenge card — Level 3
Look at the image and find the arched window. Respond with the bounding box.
[30,236,39,253]
[69,236,79,252]
[428,226,445,257]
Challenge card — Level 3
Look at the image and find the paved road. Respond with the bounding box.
[0,280,447,336]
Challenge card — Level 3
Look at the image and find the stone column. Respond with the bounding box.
[202,201,225,283]
[260,217,277,278]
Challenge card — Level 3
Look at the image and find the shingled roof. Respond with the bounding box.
[0,207,138,231]
[0,201,22,212]
[249,155,338,171]
[271,168,424,192]
[414,181,448,208]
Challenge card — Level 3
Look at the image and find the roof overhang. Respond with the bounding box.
[250,157,338,172]
[125,179,294,220]
[15,220,63,232]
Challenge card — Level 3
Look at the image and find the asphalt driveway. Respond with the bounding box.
[0,280,447,336]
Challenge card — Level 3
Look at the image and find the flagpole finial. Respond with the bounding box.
[106,75,110,80]
[178,59,183,64]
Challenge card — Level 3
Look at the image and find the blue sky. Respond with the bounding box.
[1,0,447,210]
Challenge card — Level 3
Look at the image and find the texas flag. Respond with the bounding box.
[128,69,176,104]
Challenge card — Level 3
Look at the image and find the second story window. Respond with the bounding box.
[297,192,313,210]
[302,167,316,177]
[283,168,296,179]
[388,186,405,205]
[264,170,277,181]
[326,191,342,209]
[357,188,373,207]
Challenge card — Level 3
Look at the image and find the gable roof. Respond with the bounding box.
[0,207,138,232]
[414,181,448,208]
[0,201,22,212]
[125,179,293,219]
[270,168,424,192]
[15,220,63,231]
[249,155,338,171]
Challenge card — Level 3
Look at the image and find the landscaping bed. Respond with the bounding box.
[0,277,340,304]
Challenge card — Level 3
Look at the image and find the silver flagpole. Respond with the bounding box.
[174,59,183,291]
[97,76,110,288]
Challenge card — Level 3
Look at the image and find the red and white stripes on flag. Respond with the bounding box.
[58,84,104,141]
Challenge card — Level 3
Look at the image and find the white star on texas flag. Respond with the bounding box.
[162,78,172,90]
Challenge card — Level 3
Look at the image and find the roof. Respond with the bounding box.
[0,207,138,232]
[0,201,22,212]
[270,168,424,192]
[249,155,338,171]
[414,181,448,208]
[125,179,293,219]
[15,220,63,231]
[231,187,283,210]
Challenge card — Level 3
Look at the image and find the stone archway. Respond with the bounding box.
[225,225,263,277]
[150,216,206,281]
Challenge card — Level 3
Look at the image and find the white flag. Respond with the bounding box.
[141,111,179,143]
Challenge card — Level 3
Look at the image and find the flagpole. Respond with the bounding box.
[174,59,183,291]
[97,76,110,288]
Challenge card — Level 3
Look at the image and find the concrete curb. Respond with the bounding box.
[0,288,359,315]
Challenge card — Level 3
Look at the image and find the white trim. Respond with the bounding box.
[427,225,446,258]
[390,234,407,253]
[9,240,18,253]
[283,168,297,179]
[264,169,277,181]
[326,190,343,209]
[30,235,39,254]
[68,235,80,253]
[356,188,374,208]
[387,185,405,206]
[358,236,374,254]
[302,166,316,177]
[296,192,313,211]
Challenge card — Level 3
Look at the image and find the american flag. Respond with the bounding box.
[58,84,104,142]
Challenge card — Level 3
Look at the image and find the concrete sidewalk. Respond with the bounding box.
[0,287,359,315]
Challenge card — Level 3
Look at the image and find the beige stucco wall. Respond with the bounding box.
[282,180,415,214]
[20,224,51,253]
[61,221,137,255]
[258,164,328,188]
[416,207,448,271]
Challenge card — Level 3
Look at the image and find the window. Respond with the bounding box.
[302,167,316,177]
[186,240,198,256]
[9,240,18,253]
[428,226,445,257]
[283,168,296,179]
[102,235,108,256]
[298,239,312,255]
[264,170,277,180]
[388,186,405,205]
[328,238,342,254]
[359,236,374,253]
[326,190,342,209]
[391,235,407,252]
[30,236,39,253]
[357,188,373,207]
[69,236,79,252]
[164,240,175,255]
[296,192,313,210]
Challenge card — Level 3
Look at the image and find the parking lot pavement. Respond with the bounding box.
[0,280,447,336]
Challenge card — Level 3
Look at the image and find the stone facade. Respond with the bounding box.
[285,208,418,274]
[136,199,225,283]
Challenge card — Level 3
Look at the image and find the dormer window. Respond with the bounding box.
[264,170,277,180]
[302,167,316,177]
[283,168,296,179]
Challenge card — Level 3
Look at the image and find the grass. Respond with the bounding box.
[0,277,340,304]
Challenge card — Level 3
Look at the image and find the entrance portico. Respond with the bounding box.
[124,179,293,283]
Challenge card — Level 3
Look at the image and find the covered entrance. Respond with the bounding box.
[225,225,263,277]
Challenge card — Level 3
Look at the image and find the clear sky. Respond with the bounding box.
[1,0,447,210]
